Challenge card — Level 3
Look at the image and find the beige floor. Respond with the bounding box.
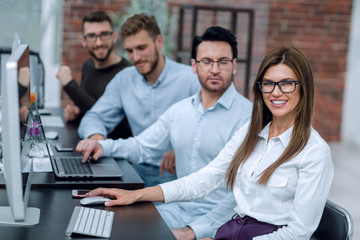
[328,141,359,239]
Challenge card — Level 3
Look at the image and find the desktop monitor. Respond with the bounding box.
[0,44,40,226]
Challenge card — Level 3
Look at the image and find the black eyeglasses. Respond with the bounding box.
[258,80,300,93]
[195,59,233,71]
[83,31,113,42]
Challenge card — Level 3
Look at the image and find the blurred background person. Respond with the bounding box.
[56,11,132,139]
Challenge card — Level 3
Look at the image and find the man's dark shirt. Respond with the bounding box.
[64,58,132,139]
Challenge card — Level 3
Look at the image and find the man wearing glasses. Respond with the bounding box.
[77,14,200,187]
[76,26,252,239]
[56,11,132,139]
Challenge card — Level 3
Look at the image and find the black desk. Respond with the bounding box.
[0,108,175,239]
[0,107,144,189]
[0,188,175,240]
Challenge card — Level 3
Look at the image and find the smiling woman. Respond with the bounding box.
[261,63,301,129]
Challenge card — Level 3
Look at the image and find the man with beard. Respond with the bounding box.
[76,26,252,239]
[77,13,200,187]
[56,11,132,139]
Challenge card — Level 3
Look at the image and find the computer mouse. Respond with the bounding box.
[80,196,111,206]
[45,131,58,140]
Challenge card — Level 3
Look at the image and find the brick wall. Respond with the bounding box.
[266,0,352,141]
[60,0,352,141]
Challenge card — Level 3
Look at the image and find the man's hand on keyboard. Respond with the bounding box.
[76,139,104,163]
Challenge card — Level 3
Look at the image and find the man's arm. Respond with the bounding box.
[56,65,94,110]
[78,77,125,139]
[77,108,173,165]
[56,65,97,121]
[100,109,173,164]
[63,80,97,111]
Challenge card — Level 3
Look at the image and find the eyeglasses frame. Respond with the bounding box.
[195,59,233,71]
[258,80,301,93]
[83,31,114,42]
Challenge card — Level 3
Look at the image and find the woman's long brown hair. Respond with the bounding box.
[226,46,314,189]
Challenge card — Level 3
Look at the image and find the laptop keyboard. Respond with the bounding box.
[60,157,94,175]
[65,206,114,238]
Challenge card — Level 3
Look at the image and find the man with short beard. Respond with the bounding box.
[77,14,200,187]
[56,11,132,139]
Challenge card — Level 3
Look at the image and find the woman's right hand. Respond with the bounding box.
[86,187,139,206]
[86,186,165,206]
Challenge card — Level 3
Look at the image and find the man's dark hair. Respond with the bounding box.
[82,11,113,33]
[191,26,238,60]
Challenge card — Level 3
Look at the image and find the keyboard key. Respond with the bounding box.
[77,207,89,232]
[103,211,114,238]
[84,208,95,233]
[96,210,107,236]
[90,209,101,235]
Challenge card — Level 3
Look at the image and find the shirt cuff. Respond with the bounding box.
[63,79,76,90]
[159,180,181,203]
[98,139,113,157]
[188,222,217,239]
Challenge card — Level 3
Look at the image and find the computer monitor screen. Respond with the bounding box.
[0,44,40,226]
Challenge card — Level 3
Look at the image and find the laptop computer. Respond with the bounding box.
[28,108,123,179]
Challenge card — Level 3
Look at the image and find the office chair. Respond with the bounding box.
[311,200,354,240]
[0,47,45,108]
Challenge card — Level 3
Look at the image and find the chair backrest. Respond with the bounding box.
[0,47,45,108]
[311,200,354,240]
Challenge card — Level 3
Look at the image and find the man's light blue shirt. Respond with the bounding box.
[99,83,253,238]
[78,56,200,142]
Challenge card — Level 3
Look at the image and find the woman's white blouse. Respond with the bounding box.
[160,122,334,239]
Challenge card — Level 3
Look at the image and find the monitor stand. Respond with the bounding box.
[0,206,40,226]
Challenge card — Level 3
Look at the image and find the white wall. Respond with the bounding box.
[40,0,62,107]
[0,0,41,51]
[342,0,360,145]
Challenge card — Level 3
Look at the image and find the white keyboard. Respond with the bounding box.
[66,206,114,238]
[40,115,65,128]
